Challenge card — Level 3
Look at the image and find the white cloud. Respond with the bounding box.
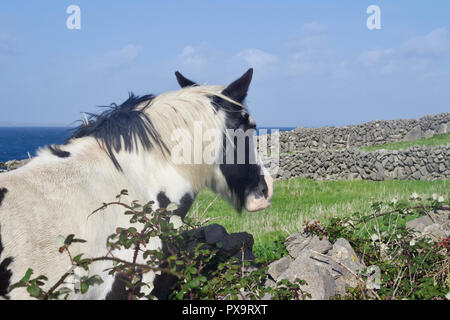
[236,48,278,72]
[177,44,228,78]
[356,48,399,74]
[356,28,450,76]
[86,44,142,72]
[177,45,277,80]
[286,22,339,76]
[402,28,450,57]
[179,45,209,69]
[357,48,395,66]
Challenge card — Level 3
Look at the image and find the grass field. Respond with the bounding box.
[361,132,450,151]
[187,178,449,251]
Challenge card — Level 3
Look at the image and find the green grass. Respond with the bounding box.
[361,132,450,151]
[187,178,449,251]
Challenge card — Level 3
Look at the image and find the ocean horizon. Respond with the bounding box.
[0,126,294,163]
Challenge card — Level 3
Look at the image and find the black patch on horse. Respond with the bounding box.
[209,69,268,212]
[157,192,171,209]
[105,274,130,300]
[70,93,168,171]
[157,192,194,220]
[175,193,194,219]
[0,188,7,206]
[48,145,71,158]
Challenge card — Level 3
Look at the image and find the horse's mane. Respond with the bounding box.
[56,86,246,171]
[69,93,167,170]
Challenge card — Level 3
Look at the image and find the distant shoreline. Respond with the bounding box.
[0,125,75,128]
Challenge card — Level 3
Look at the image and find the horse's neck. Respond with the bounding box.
[116,151,198,217]
[21,137,199,217]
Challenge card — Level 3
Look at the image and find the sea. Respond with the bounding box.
[0,127,295,163]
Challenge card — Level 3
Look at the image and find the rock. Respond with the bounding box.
[424,130,435,138]
[419,166,428,176]
[328,238,366,278]
[412,170,422,180]
[203,224,228,243]
[406,210,450,239]
[406,125,424,141]
[152,224,255,300]
[282,170,291,180]
[264,278,276,289]
[278,254,336,300]
[267,256,293,281]
[406,216,433,233]
[423,223,448,241]
[285,232,332,258]
[434,210,450,226]
[4,159,30,171]
[261,293,273,300]
[437,123,448,134]
[347,172,360,180]
[334,276,352,296]
[184,224,254,261]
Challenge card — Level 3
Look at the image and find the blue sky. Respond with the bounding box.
[0,1,449,127]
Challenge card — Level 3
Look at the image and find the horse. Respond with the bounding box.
[0,68,273,299]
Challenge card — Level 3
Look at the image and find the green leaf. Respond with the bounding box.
[80,282,89,294]
[21,268,33,284]
[86,275,104,286]
[64,234,75,245]
[27,282,42,298]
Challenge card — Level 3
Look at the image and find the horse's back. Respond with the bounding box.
[0,161,90,299]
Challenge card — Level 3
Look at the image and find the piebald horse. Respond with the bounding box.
[0,69,273,299]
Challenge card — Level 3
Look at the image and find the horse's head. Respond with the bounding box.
[175,69,273,213]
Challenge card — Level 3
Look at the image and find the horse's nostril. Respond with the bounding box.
[261,186,268,198]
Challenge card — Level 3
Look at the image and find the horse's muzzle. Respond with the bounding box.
[245,175,274,212]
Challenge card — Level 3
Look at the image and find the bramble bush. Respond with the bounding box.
[9,189,309,300]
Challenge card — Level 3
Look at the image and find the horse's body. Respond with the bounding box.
[0,69,273,299]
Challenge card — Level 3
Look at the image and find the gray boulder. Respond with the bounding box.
[278,253,336,300]
[285,232,332,258]
[423,223,448,241]
[327,238,366,294]
[267,256,293,281]
[406,215,434,233]
[406,210,450,241]
[328,238,366,276]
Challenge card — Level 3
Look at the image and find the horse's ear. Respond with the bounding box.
[223,68,253,103]
[175,71,198,88]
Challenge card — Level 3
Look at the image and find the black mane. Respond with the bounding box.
[69,93,167,170]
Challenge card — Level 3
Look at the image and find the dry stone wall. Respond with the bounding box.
[268,145,449,181]
[262,113,449,181]
[276,113,449,153]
